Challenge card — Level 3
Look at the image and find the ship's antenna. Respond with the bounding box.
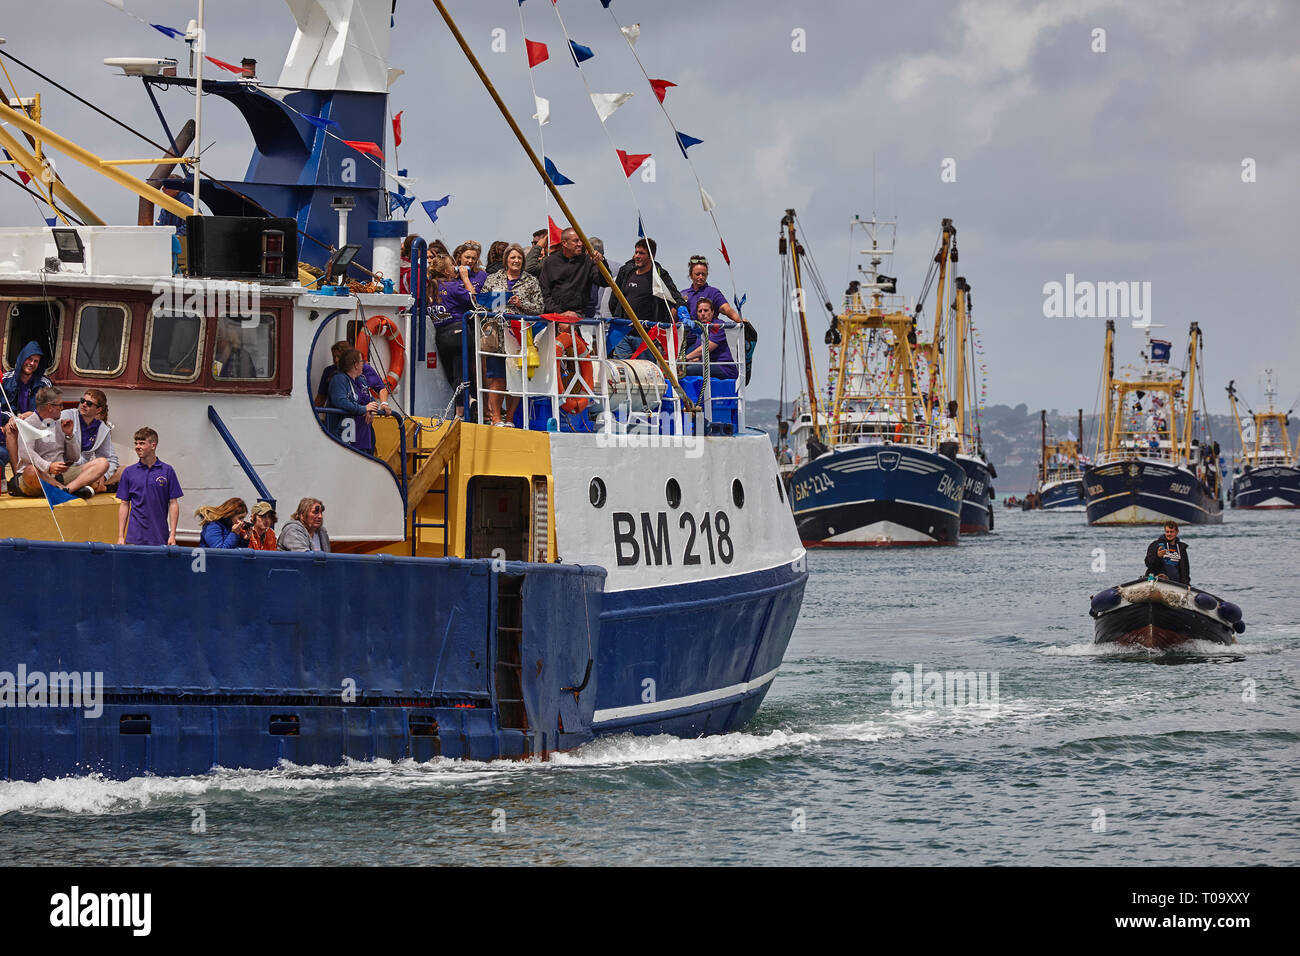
[186,0,205,215]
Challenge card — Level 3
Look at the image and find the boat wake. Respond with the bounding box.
[1040,639,1277,659]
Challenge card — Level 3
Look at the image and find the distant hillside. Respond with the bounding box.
[751,401,1297,494]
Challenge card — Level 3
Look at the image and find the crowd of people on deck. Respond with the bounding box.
[392,226,748,426]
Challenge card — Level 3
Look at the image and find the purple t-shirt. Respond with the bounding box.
[436,269,486,314]
[682,284,729,323]
[115,458,183,545]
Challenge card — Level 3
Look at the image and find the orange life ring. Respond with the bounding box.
[556,328,592,414]
[357,314,405,391]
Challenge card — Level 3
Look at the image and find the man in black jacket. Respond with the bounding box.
[1144,521,1190,584]
[610,237,685,358]
[539,228,605,315]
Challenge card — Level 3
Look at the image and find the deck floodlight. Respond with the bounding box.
[51,227,85,263]
[325,243,360,283]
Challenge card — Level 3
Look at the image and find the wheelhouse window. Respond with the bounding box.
[212,313,276,381]
[144,310,204,383]
[3,298,64,372]
[72,303,130,376]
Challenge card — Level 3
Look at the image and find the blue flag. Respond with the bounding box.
[676,132,704,158]
[1150,339,1171,363]
[151,24,187,40]
[302,114,340,132]
[637,215,645,238]
[422,195,450,224]
[43,483,79,508]
[544,156,574,186]
[388,191,415,215]
[569,41,595,65]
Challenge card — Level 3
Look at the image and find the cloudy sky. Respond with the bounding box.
[2,0,1297,417]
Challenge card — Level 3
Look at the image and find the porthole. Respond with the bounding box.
[665,478,681,509]
[589,477,606,508]
[732,478,745,509]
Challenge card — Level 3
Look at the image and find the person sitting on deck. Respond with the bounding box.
[680,256,741,326]
[115,426,182,546]
[278,497,330,552]
[0,341,53,471]
[539,228,605,316]
[328,348,379,455]
[246,501,278,551]
[3,387,105,500]
[315,340,391,414]
[1144,521,1190,584]
[609,237,684,359]
[682,298,737,380]
[196,497,251,549]
[60,388,118,493]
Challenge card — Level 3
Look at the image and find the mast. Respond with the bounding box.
[1100,319,1115,458]
[1226,380,1246,467]
[1182,322,1201,459]
[954,275,970,452]
[1040,409,1047,484]
[782,209,820,435]
[189,0,205,215]
[1077,408,1084,466]
[927,219,955,423]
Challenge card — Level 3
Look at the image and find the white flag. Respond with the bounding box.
[590,92,633,123]
[387,68,405,88]
[699,186,716,212]
[621,24,640,48]
[533,96,550,126]
[387,172,418,189]
[650,263,675,305]
[101,0,125,9]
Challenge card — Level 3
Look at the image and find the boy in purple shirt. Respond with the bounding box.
[116,427,183,546]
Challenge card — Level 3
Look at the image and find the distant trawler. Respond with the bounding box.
[1036,409,1085,509]
[1083,321,1223,525]
[1226,371,1300,509]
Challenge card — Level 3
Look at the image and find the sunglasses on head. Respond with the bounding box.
[689,256,709,266]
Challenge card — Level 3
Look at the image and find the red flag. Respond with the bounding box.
[616,149,651,178]
[17,169,30,185]
[526,39,549,68]
[343,140,384,159]
[719,240,731,266]
[206,56,252,76]
[547,216,563,248]
[392,110,404,148]
[648,79,676,104]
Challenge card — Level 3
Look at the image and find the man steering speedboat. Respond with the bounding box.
[1144,520,1190,584]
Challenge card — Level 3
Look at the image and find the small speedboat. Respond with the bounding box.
[1090,578,1244,649]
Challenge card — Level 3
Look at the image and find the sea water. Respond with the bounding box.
[2,507,1296,865]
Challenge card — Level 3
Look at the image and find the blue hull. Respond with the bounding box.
[1040,479,1084,509]
[1084,461,1223,525]
[0,540,604,781]
[958,456,994,534]
[591,562,806,736]
[1230,466,1300,509]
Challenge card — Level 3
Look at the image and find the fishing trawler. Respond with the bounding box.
[1226,372,1300,509]
[1083,321,1223,525]
[0,1,806,781]
[781,211,965,546]
[1036,409,1085,509]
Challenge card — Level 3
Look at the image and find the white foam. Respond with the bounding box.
[1041,639,1273,657]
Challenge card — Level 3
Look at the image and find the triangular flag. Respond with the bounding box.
[422,195,450,224]
[206,56,253,77]
[616,149,650,178]
[533,96,550,126]
[548,216,563,247]
[526,39,549,68]
[150,23,186,40]
[650,262,675,305]
[44,217,56,227]
[637,215,644,238]
[388,191,415,215]
[569,41,595,65]
[42,482,80,507]
[343,140,384,159]
[544,157,573,187]
[720,240,732,266]
[699,186,716,212]
[590,92,633,123]
[387,68,405,88]
[13,415,53,444]
[302,114,339,131]
[676,132,703,158]
[735,291,746,312]
[621,24,640,48]
[392,110,404,148]
[648,79,676,104]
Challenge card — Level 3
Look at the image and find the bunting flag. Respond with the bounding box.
[3,150,30,185]
[548,216,563,247]
[302,114,339,131]
[150,23,185,40]
[206,56,252,76]
[650,262,676,305]
[616,149,650,178]
[734,291,746,312]
[387,68,405,88]
[342,140,384,159]
[676,132,703,157]
[621,24,640,48]
[569,41,595,65]
[422,195,450,224]
[526,39,549,67]
[637,215,645,238]
[719,241,731,266]
[392,111,404,147]
[387,191,415,215]
[533,95,550,126]
[42,483,80,507]
[648,79,676,104]
[544,156,574,186]
[389,171,417,191]
[44,217,56,227]
[590,92,633,123]
[699,186,716,212]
